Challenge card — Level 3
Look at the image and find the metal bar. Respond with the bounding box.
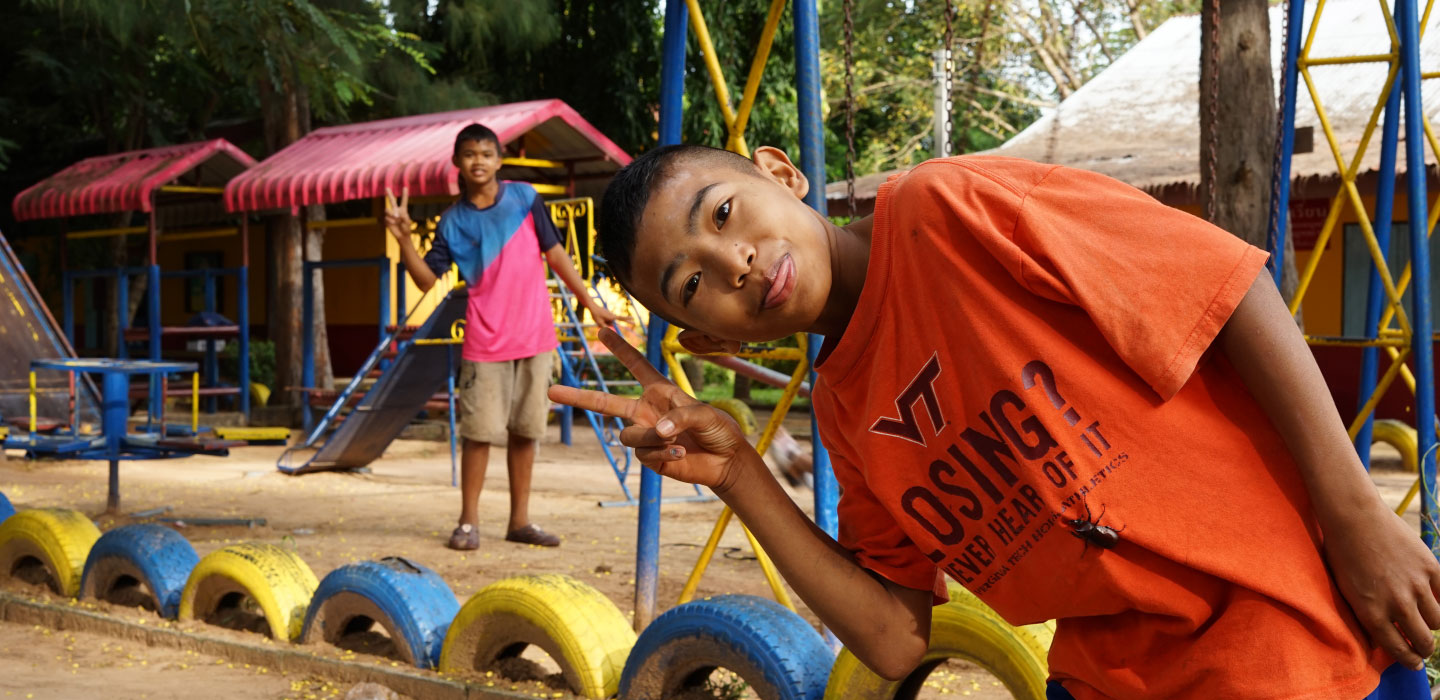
[160,228,238,243]
[794,0,836,541]
[685,0,749,156]
[678,507,735,603]
[64,226,148,240]
[448,344,458,488]
[730,0,787,150]
[28,371,36,432]
[532,183,567,196]
[380,261,392,347]
[1301,52,1396,65]
[158,185,226,194]
[62,271,75,347]
[116,269,129,360]
[1355,76,1402,468]
[636,0,687,633]
[1398,0,1439,553]
[501,157,565,169]
[239,217,250,420]
[204,273,218,414]
[306,217,380,231]
[1269,0,1306,287]
[302,262,316,434]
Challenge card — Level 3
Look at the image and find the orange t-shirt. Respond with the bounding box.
[812,156,1386,699]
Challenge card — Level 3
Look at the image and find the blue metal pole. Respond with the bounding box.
[1397,0,1438,553]
[302,262,316,434]
[448,343,458,488]
[379,261,391,347]
[62,271,74,346]
[116,270,129,361]
[794,0,838,538]
[204,272,218,414]
[634,0,687,633]
[1268,0,1307,288]
[148,263,162,419]
[1355,78,1402,470]
[239,218,251,420]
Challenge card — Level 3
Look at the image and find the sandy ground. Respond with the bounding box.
[0,419,1425,700]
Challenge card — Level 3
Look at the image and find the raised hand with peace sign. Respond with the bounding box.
[547,328,753,492]
[384,186,415,242]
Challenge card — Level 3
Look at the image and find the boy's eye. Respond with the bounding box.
[715,199,731,229]
[683,273,701,305]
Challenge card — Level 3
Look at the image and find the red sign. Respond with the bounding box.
[1289,198,1331,250]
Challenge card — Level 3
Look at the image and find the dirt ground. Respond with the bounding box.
[0,418,1424,699]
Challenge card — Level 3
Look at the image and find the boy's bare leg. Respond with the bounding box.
[456,438,490,531]
[505,434,535,530]
[504,433,559,546]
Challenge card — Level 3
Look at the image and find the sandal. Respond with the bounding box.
[505,524,560,547]
[447,523,479,551]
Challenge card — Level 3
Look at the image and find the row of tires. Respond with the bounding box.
[0,499,1052,700]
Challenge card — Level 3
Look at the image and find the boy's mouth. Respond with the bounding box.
[761,253,796,311]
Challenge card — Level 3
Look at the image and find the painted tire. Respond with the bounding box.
[178,543,319,641]
[0,493,13,524]
[708,398,759,437]
[620,595,834,700]
[1373,419,1418,472]
[79,524,198,619]
[301,557,460,669]
[0,508,101,597]
[439,574,635,699]
[823,585,1052,700]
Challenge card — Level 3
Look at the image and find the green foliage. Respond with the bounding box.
[221,338,277,389]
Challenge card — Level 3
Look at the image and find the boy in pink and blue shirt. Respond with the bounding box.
[387,123,617,550]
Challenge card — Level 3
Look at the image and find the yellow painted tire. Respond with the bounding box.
[0,508,101,597]
[178,543,319,641]
[1373,419,1418,472]
[823,584,1052,700]
[439,574,636,699]
[708,398,758,437]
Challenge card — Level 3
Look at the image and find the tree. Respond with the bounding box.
[1198,0,1299,308]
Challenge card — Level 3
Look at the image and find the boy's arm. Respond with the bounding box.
[543,245,621,327]
[385,187,439,292]
[550,330,933,680]
[1219,272,1440,670]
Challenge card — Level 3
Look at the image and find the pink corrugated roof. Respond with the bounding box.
[224,99,632,213]
[12,139,257,221]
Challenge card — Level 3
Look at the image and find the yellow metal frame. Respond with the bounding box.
[653,0,803,611]
[1285,0,1440,515]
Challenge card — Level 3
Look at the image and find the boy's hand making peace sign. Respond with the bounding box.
[384,186,415,241]
[547,328,755,493]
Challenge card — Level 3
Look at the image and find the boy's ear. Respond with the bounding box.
[677,329,742,356]
[752,146,809,199]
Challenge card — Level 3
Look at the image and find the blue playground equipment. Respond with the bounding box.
[80,523,199,619]
[633,0,836,631]
[302,557,460,669]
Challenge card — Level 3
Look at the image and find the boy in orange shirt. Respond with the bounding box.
[553,145,1440,699]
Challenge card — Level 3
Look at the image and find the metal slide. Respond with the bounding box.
[277,287,467,474]
[0,231,101,428]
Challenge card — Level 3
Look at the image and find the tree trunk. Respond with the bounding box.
[260,76,329,409]
[1199,0,1302,322]
[305,204,334,390]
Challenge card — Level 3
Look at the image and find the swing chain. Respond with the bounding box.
[1202,0,1222,223]
[1265,0,1292,271]
[942,0,956,158]
[844,0,857,222]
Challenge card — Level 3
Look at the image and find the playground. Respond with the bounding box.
[4,0,1440,697]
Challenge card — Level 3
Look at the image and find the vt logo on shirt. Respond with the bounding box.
[867,353,1127,593]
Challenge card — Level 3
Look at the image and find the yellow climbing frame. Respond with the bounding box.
[659,0,804,611]
[1286,0,1440,513]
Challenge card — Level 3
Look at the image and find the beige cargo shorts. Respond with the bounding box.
[457,353,553,444]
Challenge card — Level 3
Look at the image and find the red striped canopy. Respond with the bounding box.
[12,139,257,221]
[223,99,632,213]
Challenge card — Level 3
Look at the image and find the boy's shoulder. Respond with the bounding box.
[887,155,1060,202]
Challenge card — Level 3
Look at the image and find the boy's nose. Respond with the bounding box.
[725,245,756,288]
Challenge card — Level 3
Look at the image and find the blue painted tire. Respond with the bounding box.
[620,595,834,700]
[0,493,13,524]
[79,524,198,619]
[301,557,459,669]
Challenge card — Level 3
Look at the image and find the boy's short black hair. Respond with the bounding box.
[454,123,500,153]
[599,144,757,285]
